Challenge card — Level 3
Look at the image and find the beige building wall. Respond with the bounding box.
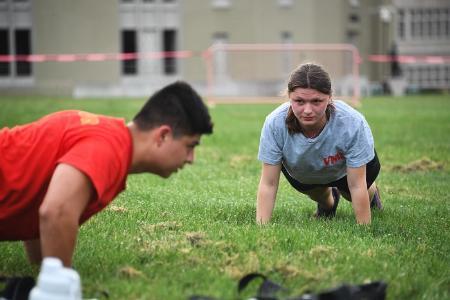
[181,0,387,97]
[1,0,400,97]
[182,0,336,82]
[32,0,120,95]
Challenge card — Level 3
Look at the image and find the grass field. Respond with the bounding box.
[0,94,449,299]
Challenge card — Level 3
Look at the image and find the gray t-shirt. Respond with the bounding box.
[258,100,375,184]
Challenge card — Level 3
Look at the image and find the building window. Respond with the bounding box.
[348,0,359,7]
[281,31,293,73]
[162,29,177,75]
[122,29,138,75]
[0,28,32,77]
[212,0,231,9]
[445,66,450,84]
[346,30,358,45]
[407,7,450,40]
[423,9,431,37]
[431,9,439,37]
[412,9,420,38]
[15,29,32,76]
[407,65,450,89]
[398,9,405,39]
[349,13,359,23]
[281,31,292,43]
[444,9,450,37]
[212,32,228,79]
[0,29,10,76]
[278,0,293,7]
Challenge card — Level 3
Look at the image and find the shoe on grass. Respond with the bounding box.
[370,186,383,210]
[315,187,340,218]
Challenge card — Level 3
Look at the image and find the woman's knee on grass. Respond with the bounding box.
[304,187,334,208]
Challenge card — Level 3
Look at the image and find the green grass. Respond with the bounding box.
[1,95,449,299]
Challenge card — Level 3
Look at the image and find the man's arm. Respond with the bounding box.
[256,163,281,224]
[38,163,93,267]
[347,165,371,224]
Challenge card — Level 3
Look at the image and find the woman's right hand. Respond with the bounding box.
[256,163,282,224]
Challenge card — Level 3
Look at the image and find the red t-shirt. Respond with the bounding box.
[0,110,132,241]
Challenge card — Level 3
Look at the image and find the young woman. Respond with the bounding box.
[256,63,382,225]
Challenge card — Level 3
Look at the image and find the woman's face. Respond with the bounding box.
[289,87,330,128]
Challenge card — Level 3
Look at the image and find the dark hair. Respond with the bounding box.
[285,63,335,134]
[133,81,213,136]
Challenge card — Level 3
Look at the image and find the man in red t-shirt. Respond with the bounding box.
[0,81,213,267]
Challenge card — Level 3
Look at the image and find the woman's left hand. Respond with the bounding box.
[347,165,371,224]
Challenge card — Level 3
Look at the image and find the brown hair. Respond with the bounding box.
[285,63,335,134]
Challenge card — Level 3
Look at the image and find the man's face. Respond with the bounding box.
[157,133,201,178]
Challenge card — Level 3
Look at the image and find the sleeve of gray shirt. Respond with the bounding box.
[344,115,375,168]
[258,115,284,165]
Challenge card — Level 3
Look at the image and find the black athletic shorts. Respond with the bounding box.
[281,150,380,194]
